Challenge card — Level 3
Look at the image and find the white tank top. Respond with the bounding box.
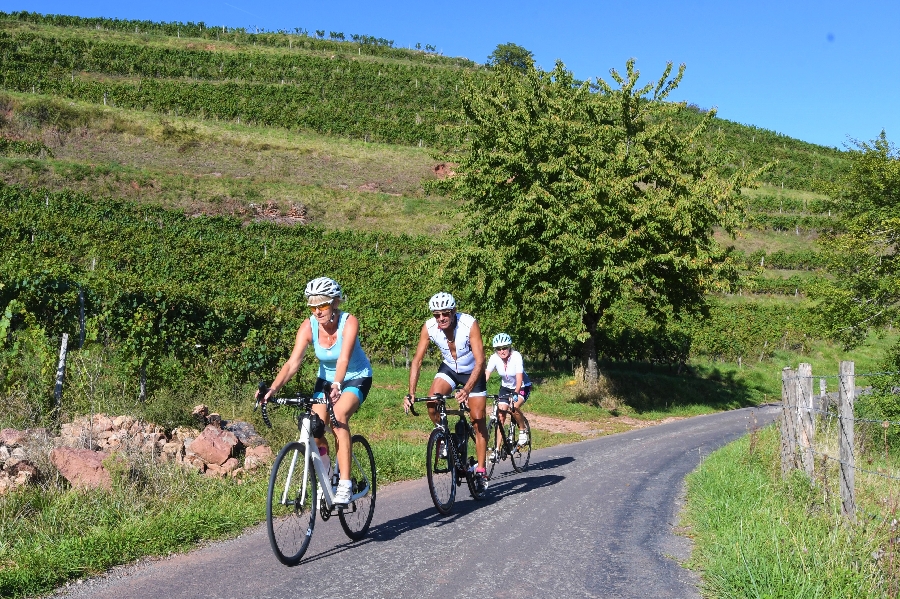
[426,312,477,374]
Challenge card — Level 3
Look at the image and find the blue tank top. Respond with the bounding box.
[310,311,372,381]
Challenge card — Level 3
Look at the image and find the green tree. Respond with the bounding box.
[486,42,534,72]
[817,132,900,350]
[436,60,753,388]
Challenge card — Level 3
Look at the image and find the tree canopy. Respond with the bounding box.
[486,42,534,72]
[436,59,754,385]
[817,132,900,350]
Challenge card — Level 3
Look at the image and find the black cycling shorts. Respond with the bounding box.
[433,363,487,396]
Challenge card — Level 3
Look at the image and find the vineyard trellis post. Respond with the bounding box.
[838,360,856,521]
[797,362,815,479]
[781,367,798,477]
[54,333,69,420]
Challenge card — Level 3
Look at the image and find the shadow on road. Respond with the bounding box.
[296,457,572,565]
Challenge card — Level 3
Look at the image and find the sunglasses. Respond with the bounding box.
[495,346,511,351]
[308,302,332,313]
[432,310,453,319]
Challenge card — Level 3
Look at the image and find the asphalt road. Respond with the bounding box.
[51,405,778,599]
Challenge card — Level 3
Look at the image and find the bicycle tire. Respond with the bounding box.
[487,416,502,480]
[465,425,487,500]
[426,428,456,514]
[267,442,316,566]
[511,416,531,473]
[338,434,377,540]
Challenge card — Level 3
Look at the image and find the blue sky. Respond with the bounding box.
[6,1,899,149]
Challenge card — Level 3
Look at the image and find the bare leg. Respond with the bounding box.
[330,392,360,480]
[426,378,453,426]
[467,395,487,470]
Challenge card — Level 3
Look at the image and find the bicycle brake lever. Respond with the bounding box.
[404,394,418,417]
[257,381,273,428]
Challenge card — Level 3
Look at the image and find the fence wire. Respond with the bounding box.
[780,367,900,521]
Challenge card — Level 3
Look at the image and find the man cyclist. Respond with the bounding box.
[404,292,489,490]
[485,332,531,461]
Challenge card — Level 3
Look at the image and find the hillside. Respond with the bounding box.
[0,11,847,190]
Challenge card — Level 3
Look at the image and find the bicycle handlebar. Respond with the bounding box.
[404,393,472,417]
[256,381,337,429]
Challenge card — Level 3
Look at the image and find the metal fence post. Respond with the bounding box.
[838,360,856,521]
[54,333,69,419]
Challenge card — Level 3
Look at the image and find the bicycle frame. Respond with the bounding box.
[413,394,470,460]
[268,397,371,511]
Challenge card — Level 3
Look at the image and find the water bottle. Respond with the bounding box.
[455,419,466,445]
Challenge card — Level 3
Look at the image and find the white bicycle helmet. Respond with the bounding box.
[428,292,456,312]
[304,277,343,300]
[492,333,512,348]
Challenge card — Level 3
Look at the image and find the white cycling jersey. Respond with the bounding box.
[486,350,532,389]
[426,312,478,373]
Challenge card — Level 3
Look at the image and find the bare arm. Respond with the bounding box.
[458,320,486,401]
[407,323,431,398]
[263,320,312,400]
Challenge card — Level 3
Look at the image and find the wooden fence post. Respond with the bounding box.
[838,360,856,521]
[781,367,797,477]
[797,363,815,479]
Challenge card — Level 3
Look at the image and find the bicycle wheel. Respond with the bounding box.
[511,416,532,473]
[267,442,316,566]
[486,417,502,480]
[465,425,487,500]
[426,428,456,514]
[339,434,377,541]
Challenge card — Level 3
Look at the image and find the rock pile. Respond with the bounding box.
[0,427,44,494]
[0,406,273,495]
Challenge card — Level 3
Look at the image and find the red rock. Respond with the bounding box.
[92,415,114,432]
[160,441,183,462]
[189,425,240,466]
[8,459,39,481]
[191,404,209,426]
[244,445,273,471]
[50,448,112,490]
[0,428,26,447]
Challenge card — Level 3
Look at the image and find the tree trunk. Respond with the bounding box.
[580,312,599,390]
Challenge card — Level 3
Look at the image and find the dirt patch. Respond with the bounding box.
[528,414,687,437]
[432,163,455,178]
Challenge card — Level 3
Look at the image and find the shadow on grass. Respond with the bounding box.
[535,361,764,415]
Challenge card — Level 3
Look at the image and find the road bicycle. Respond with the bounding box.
[405,392,486,514]
[256,383,376,566]
[485,393,532,479]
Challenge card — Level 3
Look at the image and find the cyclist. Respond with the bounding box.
[404,292,489,490]
[485,332,532,459]
[257,277,372,507]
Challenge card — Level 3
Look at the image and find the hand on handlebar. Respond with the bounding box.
[255,382,274,407]
[455,387,470,406]
[403,394,415,414]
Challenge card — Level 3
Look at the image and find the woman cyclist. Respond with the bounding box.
[257,277,372,507]
[485,332,531,457]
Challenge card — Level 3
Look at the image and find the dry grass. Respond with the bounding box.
[0,93,458,234]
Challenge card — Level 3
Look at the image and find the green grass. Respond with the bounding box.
[0,463,270,598]
[683,425,895,598]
